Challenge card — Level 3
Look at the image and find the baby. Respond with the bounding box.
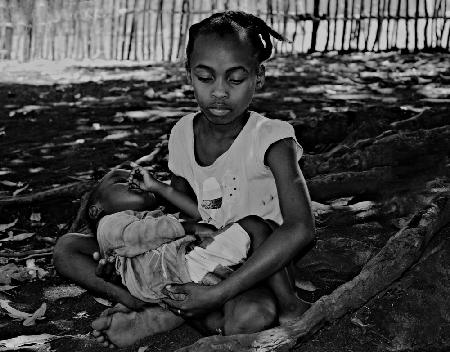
[86,167,262,303]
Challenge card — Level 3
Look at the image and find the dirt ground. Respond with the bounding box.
[0,51,449,351]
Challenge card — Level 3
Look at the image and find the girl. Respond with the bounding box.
[54,10,314,348]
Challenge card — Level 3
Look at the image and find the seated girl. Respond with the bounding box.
[84,164,309,323]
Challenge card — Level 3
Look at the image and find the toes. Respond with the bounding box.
[91,314,113,331]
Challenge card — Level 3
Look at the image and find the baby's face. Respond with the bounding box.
[97,169,157,214]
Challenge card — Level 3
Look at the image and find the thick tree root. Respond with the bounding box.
[176,193,450,352]
[0,181,95,207]
[302,125,450,178]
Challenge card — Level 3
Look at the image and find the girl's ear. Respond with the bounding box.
[256,64,265,89]
[186,70,192,84]
[88,204,103,220]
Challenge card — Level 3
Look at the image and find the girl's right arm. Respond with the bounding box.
[130,166,201,220]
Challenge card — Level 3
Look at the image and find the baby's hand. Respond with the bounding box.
[128,164,160,192]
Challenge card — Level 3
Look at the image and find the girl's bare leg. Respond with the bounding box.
[91,285,276,348]
[238,216,311,324]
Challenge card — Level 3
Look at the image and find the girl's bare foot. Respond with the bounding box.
[278,297,311,325]
[91,303,184,348]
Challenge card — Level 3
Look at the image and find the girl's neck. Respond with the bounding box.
[197,110,250,140]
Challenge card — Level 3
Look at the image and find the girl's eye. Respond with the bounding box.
[229,79,244,84]
[197,76,212,82]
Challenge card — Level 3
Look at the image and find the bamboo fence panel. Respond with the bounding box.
[0,0,449,62]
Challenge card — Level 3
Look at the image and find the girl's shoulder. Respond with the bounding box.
[248,111,302,161]
[249,111,296,138]
[170,112,197,134]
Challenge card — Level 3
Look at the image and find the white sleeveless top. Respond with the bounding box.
[168,111,302,228]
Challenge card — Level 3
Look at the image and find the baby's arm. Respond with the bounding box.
[129,165,201,220]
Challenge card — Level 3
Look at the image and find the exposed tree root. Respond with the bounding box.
[176,192,450,352]
[0,181,95,207]
[302,125,450,178]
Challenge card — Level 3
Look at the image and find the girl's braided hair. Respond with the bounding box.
[186,10,289,68]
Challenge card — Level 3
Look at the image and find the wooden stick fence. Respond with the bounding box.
[0,0,449,62]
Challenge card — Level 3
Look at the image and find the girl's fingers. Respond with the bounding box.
[95,259,107,277]
[92,252,100,261]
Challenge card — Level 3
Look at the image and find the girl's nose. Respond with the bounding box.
[212,79,228,99]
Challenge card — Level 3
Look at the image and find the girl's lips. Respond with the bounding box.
[208,107,231,116]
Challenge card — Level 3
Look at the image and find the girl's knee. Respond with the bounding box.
[53,233,96,269]
[238,215,273,250]
[224,297,277,335]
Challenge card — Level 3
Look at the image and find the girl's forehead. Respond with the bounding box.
[190,33,257,70]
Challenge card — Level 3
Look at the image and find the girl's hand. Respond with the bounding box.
[161,283,223,318]
[128,164,160,193]
[93,251,122,286]
[92,252,147,310]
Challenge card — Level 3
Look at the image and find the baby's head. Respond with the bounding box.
[85,168,158,231]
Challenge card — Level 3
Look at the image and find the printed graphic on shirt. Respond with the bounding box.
[200,177,223,221]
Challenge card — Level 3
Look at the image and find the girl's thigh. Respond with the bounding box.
[223,285,277,335]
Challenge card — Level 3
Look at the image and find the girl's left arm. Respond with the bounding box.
[163,138,315,315]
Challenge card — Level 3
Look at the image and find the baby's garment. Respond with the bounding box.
[98,210,193,303]
[185,223,250,284]
[97,210,250,302]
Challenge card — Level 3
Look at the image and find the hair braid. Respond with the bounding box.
[186,10,289,67]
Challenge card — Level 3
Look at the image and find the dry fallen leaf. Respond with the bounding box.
[295,279,318,292]
[29,212,41,222]
[0,232,35,242]
[0,299,31,319]
[350,316,373,328]
[12,184,29,197]
[0,219,18,233]
[0,263,41,284]
[0,299,46,326]
[23,303,47,326]
[26,259,49,279]
[44,284,86,301]
[93,296,112,307]
[0,285,16,291]
[0,333,59,351]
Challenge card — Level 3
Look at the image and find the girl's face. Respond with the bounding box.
[187,33,264,126]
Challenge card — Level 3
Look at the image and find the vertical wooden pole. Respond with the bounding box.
[432,0,443,48]
[357,0,364,51]
[291,0,299,53]
[372,0,383,51]
[123,0,132,60]
[159,0,164,61]
[348,0,355,50]
[405,0,410,51]
[414,0,420,50]
[324,0,331,51]
[143,0,151,60]
[364,0,372,51]
[435,0,444,47]
[134,0,143,61]
[167,0,176,61]
[333,0,339,50]
[309,0,320,52]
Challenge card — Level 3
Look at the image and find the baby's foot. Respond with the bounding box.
[278,298,311,325]
[91,303,184,348]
